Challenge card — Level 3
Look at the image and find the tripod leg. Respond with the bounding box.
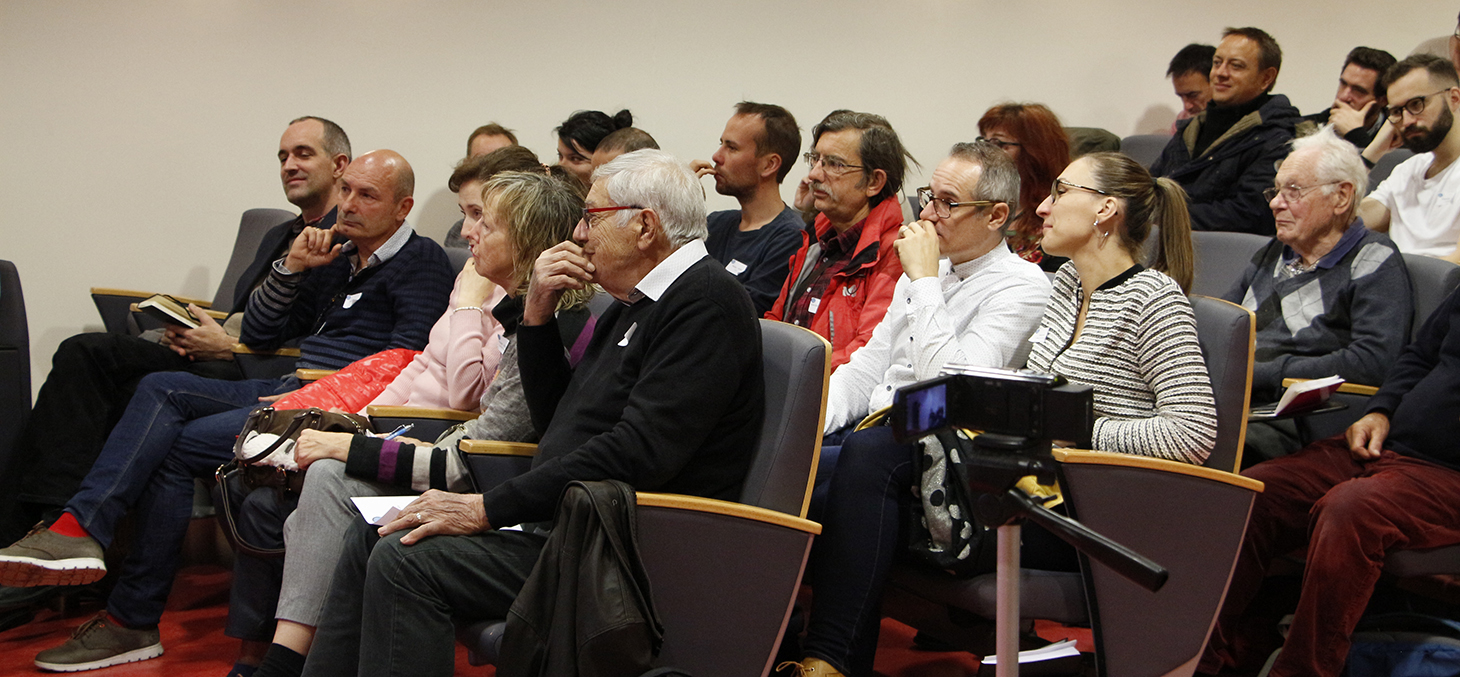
[996,523,1021,676]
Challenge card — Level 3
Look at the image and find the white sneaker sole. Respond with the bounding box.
[0,556,107,587]
[35,643,163,672]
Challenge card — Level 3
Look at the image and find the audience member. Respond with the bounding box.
[554,109,634,186]
[1359,54,1460,262]
[768,109,913,369]
[1201,251,1460,677]
[0,150,455,672]
[1301,47,1397,149]
[466,122,517,158]
[0,116,349,547]
[1224,128,1411,464]
[692,101,806,315]
[291,150,763,677]
[977,102,1072,270]
[222,153,555,673]
[589,126,659,172]
[1152,27,1304,235]
[1169,43,1217,123]
[235,170,591,677]
[445,147,544,247]
[789,150,1215,676]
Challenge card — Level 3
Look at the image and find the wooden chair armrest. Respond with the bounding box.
[128,302,228,321]
[295,369,337,382]
[93,287,212,308]
[636,492,822,535]
[233,345,302,357]
[1051,449,1265,493]
[458,440,539,456]
[367,405,477,422]
[1280,377,1379,397]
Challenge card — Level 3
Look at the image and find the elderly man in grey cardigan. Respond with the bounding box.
[1224,126,1412,464]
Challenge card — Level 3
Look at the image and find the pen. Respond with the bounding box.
[383,424,414,440]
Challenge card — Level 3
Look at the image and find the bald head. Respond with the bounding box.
[350,149,415,202]
[337,150,416,254]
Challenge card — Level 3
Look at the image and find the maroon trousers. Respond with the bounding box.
[1200,437,1460,676]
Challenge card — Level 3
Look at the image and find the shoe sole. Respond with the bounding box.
[0,557,107,587]
[35,643,162,672]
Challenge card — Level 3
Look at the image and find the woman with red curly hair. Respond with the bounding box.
[978,103,1071,270]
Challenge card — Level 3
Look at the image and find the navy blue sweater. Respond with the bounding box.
[1369,287,1460,471]
[240,230,453,370]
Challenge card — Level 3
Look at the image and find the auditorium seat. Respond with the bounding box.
[1367,149,1413,195]
[1191,231,1270,298]
[0,260,31,480]
[1119,134,1173,170]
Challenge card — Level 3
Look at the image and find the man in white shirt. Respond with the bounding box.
[1359,54,1460,262]
[817,139,1052,468]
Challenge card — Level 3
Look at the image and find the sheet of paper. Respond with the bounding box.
[351,496,418,526]
[980,638,1080,665]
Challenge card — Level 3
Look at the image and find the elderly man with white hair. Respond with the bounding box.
[1221,126,1412,463]
[293,150,765,677]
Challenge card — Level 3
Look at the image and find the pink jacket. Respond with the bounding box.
[367,271,509,412]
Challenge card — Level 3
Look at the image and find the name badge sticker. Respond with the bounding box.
[343,293,362,309]
[1030,326,1049,344]
[725,259,748,276]
[618,322,638,347]
[808,297,822,313]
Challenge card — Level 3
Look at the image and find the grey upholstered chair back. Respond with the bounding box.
[210,208,296,312]
[0,260,31,479]
[738,320,830,517]
[1119,134,1172,169]
[1368,149,1413,195]
[444,246,471,274]
[1190,296,1255,473]
[1191,231,1271,298]
[1401,253,1460,337]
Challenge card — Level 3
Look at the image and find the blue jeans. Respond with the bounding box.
[64,370,291,628]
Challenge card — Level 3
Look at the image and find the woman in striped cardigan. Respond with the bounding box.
[1030,151,1217,464]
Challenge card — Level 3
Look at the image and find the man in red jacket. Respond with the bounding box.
[766,109,914,369]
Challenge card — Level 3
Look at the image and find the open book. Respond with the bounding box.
[135,294,201,329]
[1252,375,1346,417]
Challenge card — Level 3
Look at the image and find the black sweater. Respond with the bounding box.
[1368,287,1460,471]
[481,256,765,528]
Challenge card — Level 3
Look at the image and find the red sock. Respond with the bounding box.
[106,612,130,628]
[48,512,89,539]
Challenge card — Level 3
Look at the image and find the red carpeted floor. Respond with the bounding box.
[0,565,1091,676]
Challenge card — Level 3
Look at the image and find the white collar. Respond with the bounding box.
[632,239,709,302]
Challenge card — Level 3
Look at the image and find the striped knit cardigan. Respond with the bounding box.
[1026,263,1217,464]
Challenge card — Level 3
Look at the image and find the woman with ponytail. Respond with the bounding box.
[1030,151,1216,464]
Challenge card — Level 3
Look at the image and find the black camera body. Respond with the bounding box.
[889,367,1095,447]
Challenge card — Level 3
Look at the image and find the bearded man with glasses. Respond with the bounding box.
[767,109,915,370]
[1358,54,1460,263]
[1220,127,1411,466]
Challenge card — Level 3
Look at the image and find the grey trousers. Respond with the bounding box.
[276,459,406,625]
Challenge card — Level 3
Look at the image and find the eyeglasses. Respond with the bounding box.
[916,187,1000,218]
[1263,182,1340,203]
[803,152,865,175]
[977,136,1022,151]
[1049,178,1109,204]
[581,205,643,228]
[1386,90,1452,123]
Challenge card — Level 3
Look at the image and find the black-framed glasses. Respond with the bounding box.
[916,187,1001,218]
[1386,89,1453,123]
[977,136,1022,151]
[1050,178,1109,204]
[1263,181,1340,203]
[581,205,643,228]
[803,152,865,175]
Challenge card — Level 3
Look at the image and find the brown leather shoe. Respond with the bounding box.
[776,658,846,676]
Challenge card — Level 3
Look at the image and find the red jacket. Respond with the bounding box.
[765,197,905,370]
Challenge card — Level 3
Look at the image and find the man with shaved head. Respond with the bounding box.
[0,151,454,672]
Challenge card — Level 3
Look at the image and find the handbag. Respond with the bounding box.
[907,429,996,577]
[213,406,370,557]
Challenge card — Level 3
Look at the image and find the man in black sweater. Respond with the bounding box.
[1151,27,1303,235]
[1201,287,1460,676]
[283,149,764,677]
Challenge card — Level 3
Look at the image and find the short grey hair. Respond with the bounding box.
[1289,125,1368,223]
[948,140,1021,206]
[591,149,707,247]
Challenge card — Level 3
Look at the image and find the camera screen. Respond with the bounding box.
[898,380,949,439]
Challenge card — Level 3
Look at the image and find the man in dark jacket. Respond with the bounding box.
[1300,47,1397,150]
[1151,27,1303,235]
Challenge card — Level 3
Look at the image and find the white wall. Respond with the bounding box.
[2,0,1450,395]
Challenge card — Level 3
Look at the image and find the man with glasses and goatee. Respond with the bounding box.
[1358,54,1460,263]
[766,110,914,370]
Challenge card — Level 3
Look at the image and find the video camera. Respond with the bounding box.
[889,366,1096,448]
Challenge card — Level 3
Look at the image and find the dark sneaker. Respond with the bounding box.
[0,526,106,587]
[34,612,162,672]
